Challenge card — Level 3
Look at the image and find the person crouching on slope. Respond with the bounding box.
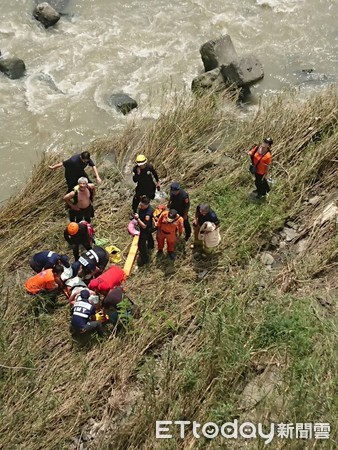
[64,222,92,261]
[25,265,64,300]
[88,265,126,295]
[70,289,104,337]
[248,137,273,199]
[156,209,183,260]
[29,251,70,273]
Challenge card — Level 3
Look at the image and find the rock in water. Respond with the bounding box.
[191,67,226,93]
[0,58,26,79]
[33,3,61,28]
[34,0,69,12]
[200,34,238,72]
[221,55,264,87]
[109,94,138,115]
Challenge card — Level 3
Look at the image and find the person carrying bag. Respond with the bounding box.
[248,138,273,199]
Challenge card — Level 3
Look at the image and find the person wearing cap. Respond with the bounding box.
[64,222,92,261]
[156,209,184,260]
[167,182,191,241]
[192,204,220,249]
[29,250,70,273]
[63,177,95,223]
[88,265,126,295]
[49,151,102,193]
[132,154,160,213]
[248,138,273,199]
[25,265,64,297]
[133,196,154,266]
[70,289,104,337]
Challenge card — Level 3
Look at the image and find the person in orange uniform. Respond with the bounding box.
[25,265,64,296]
[248,137,273,199]
[156,209,183,260]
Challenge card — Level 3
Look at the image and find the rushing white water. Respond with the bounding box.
[0,0,337,202]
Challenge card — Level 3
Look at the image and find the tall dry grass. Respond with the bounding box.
[0,87,337,449]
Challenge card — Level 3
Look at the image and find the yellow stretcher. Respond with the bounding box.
[123,235,139,277]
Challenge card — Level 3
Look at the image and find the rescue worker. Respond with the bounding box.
[88,265,126,294]
[101,286,126,325]
[167,182,191,241]
[248,138,273,199]
[64,222,92,261]
[63,177,95,223]
[25,265,64,296]
[192,203,220,249]
[29,251,70,273]
[133,196,154,266]
[49,151,102,192]
[156,209,184,260]
[70,289,104,337]
[198,221,221,255]
[102,287,137,326]
[132,154,160,213]
[72,246,109,278]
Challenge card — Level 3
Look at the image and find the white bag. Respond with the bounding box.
[198,221,221,248]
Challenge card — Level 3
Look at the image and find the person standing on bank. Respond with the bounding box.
[248,138,273,199]
[133,196,154,266]
[49,151,102,192]
[63,177,95,223]
[167,182,191,242]
[192,203,220,249]
[132,154,160,213]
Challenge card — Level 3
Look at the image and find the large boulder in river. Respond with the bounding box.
[191,67,226,94]
[200,34,238,72]
[221,55,264,87]
[109,94,138,115]
[34,0,69,12]
[33,3,60,28]
[0,58,26,79]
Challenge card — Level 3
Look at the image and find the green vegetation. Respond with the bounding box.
[0,87,337,449]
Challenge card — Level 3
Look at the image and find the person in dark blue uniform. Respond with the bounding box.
[167,182,191,241]
[192,203,220,248]
[29,251,70,273]
[132,154,160,213]
[133,196,154,266]
[72,246,109,278]
[49,151,102,192]
[70,289,104,337]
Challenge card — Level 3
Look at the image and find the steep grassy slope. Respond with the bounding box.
[0,88,337,449]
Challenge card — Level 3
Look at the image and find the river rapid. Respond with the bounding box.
[0,0,337,202]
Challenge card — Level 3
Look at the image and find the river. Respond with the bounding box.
[0,0,337,202]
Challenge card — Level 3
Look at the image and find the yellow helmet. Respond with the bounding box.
[136,154,147,165]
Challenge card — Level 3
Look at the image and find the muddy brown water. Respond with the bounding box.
[0,0,337,202]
